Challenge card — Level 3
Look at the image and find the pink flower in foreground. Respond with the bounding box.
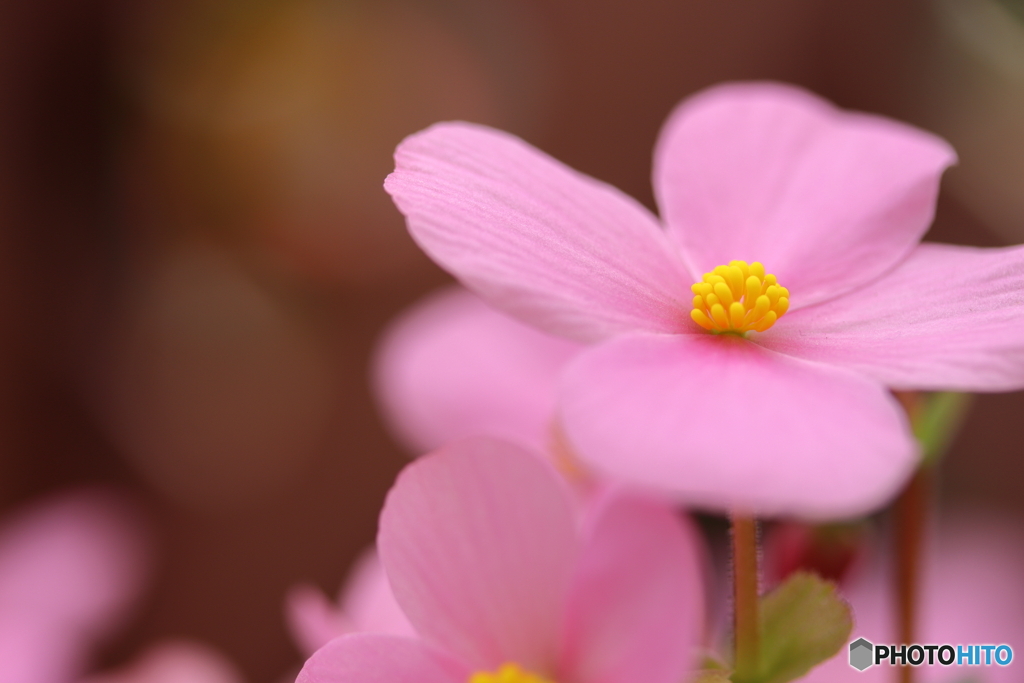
[297,437,704,683]
[287,296,590,657]
[288,342,705,654]
[800,514,1023,682]
[373,286,581,456]
[385,81,1024,518]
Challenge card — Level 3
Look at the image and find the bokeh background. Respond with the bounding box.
[1,0,1023,680]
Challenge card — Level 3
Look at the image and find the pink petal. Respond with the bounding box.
[339,548,416,638]
[653,82,956,310]
[0,619,84,683]
[559,491,705,683]
[286,549,416,657]
[378,437,578,672]
[385,122,694,343]
[374,287,582,454]
[80,641,244,683]
[0,490,150,683]
[296,634,469,683]
[559,334,918,519]
[761,242,1024,391]
[285,584,355,657]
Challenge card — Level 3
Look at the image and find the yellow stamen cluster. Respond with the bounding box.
[690,261,789,334]
[470,663,555,683]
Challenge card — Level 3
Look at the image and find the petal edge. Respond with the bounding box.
[654,81,956,310]
[560,334,918,519]
[387,122,694,342]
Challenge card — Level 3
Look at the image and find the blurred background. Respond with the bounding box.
[1,0,1023,680]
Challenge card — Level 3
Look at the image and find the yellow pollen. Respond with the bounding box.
[689,261,788,334]
[470,663,556,683]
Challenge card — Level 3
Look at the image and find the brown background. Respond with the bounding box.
[0,1,1021,680]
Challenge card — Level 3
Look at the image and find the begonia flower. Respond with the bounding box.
[799,514,1023,682]
[296,437,705,683]
[288,298,607,657]
[385,80,1024,518]
[373,285,580,456]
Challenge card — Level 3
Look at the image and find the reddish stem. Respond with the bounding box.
[732,513,760,682]
[893,461,933,683]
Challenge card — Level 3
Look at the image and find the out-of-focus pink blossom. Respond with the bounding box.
[78,641,244,683]
[0,490,149,683]
[0,489,242,683]
[385,80,1024,519]
[296,437,704,683]
[374,286,580,457]
[293,293,584,656]
[286,548,415,657]
[801,514,1024,682]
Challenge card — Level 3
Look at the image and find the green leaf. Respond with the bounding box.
[755,572,852,683]
[691,671,732,683]
[696,651,730,672]
[913,392,972,466]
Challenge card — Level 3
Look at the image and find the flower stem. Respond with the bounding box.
[892,391,939,683]
[893,464,933,683]
[732,513,760,682]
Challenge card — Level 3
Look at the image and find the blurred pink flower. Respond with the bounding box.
[296,437,705,683]
[0,489,240,683]
[373,286,581,456]
[800,514,1024,682]
[286,547,415,657]
[0,490,149,683]
[292,292,589,656]
[386,81,1024,518]
[79,641,244,683]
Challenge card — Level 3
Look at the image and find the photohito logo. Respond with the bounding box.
[848,638,1013,671]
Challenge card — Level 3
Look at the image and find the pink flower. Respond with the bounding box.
[799,514,1024,682]
[0,489,240,683]
[0,490,149,683]
[78,641,244,683]
[286,548,415,657]
[289,301,616,657]
[373,286,581,456]
[287,291,583,656]
[385,81,1024,518]
[296,437,705,683]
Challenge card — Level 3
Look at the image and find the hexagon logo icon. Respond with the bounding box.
[849,638,874,671]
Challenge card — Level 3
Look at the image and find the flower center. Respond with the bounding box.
[470,663,555,683]
[690,261,789,334]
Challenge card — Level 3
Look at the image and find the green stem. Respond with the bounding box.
[732,513,760,682]
[897,390,973,468]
